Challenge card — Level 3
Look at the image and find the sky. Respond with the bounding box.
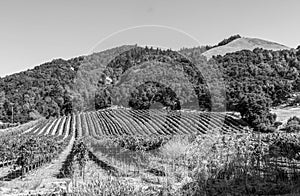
[0,0,300,77]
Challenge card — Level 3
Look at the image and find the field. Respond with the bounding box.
[0,107,300,195]
[271,107,300,125]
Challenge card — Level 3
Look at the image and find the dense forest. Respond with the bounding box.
[0,58,83,123]
[96,46,211,111]
[0,45,133,123]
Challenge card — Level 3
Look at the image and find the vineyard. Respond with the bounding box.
[1,108,300,195]
[0,108,245,188]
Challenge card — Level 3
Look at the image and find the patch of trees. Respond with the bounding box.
[285,116,300,133]
[205,34,242,51]
[95,87,112,110]
[128,81,181,110]
[0,57,84,123]
[179,46,209,56]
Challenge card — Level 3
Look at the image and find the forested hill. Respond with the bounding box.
[0,35,299,130]
[0,45,134,123]
[0,57,83,123]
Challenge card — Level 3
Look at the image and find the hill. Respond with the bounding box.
[202,37,290,59]
[0,45,135,123]
[0,35,299,129]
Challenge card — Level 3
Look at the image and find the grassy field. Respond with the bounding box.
[271,107,300,125]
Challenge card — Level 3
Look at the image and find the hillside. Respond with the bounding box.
[0,45,135,123]
[202,37,290,59]
[0,35,299,128]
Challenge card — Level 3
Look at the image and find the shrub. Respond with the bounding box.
[286,116,300,133]
[287,116,300,125]
[292,95,300,105]
[113,135,171,151]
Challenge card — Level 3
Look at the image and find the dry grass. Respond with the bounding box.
[202,37,290,59]
[271,107,300,125]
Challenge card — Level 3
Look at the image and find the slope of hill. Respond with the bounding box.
[0,35,298,126]
[202,37,290,59]
[0,45,135,123]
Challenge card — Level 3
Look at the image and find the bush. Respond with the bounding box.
[285,116,300,133]
[286,124,300,133]
[292,95,300,105]
[257,124,277,133]
[113,135,171,151]
[287,116,300,125]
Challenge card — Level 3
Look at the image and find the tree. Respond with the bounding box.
[128,81,181,110]
[285,116,300,133]
[0,91,5,107]
[95,88,112,110]
[0,91,6,120]
[237,93,276,132]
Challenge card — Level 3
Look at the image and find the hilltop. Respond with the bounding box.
[202,37,290,59]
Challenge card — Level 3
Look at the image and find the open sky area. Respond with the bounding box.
[1,0,300,76]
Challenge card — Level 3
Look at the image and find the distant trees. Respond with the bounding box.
[98,46,211,111]
[128,81,181,110]
[205,34,242,50]
[215,34,241,47]
[0,57,83,123]
[95,88,111,110]
[0,91,6,120]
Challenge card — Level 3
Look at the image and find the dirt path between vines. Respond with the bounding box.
[0,135,75,196]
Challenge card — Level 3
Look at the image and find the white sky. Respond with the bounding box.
[0,0,300,76]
